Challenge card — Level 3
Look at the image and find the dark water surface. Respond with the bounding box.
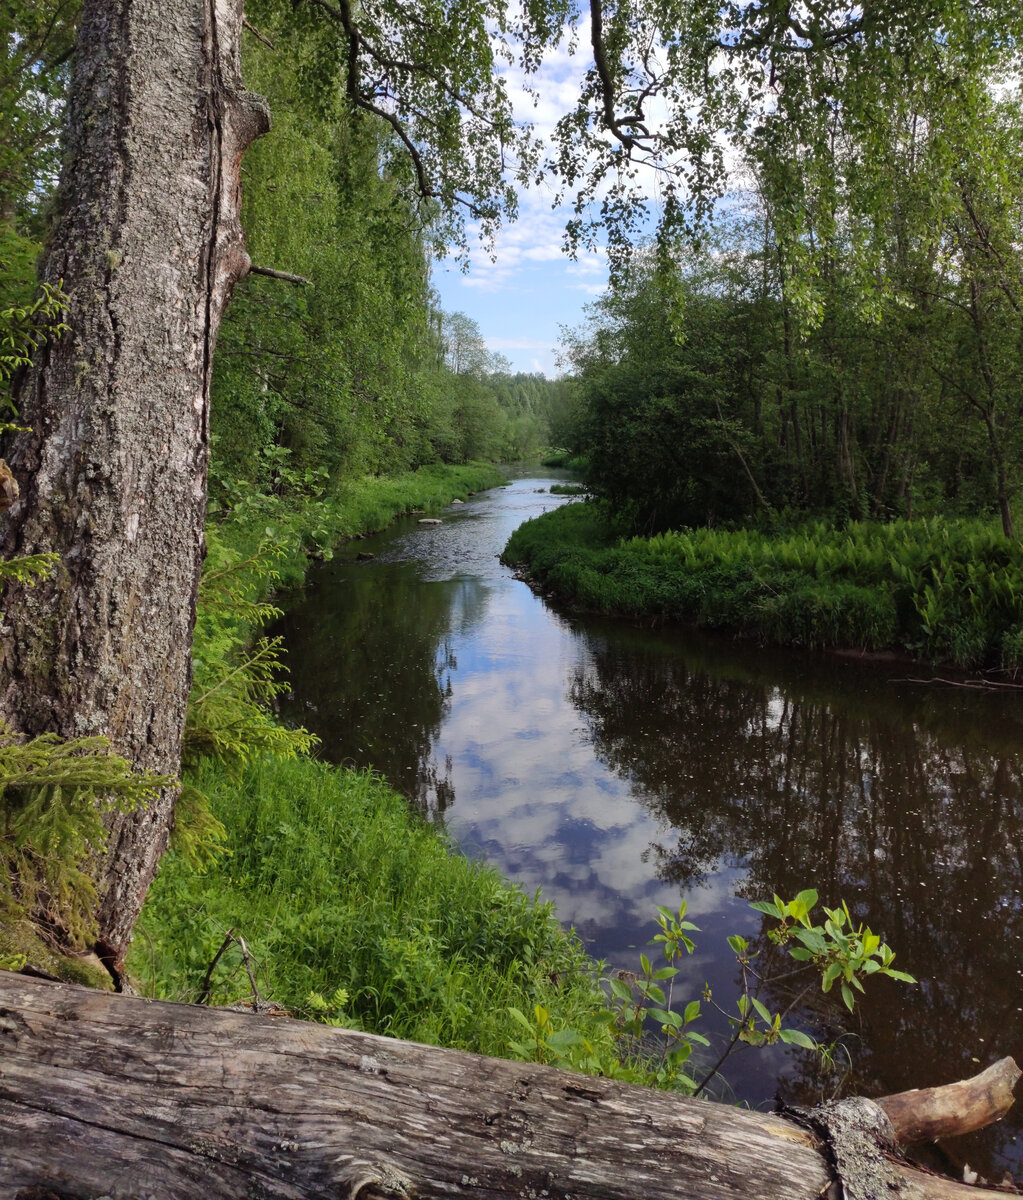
[277,477,1023,1177]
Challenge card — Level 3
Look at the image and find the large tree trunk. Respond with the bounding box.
[0,974,1018,1200]
[0,0,268,969]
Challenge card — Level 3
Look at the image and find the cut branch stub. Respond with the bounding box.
[876,1057,1021,1145]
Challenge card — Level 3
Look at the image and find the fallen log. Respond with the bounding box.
[0,972,1017,1200]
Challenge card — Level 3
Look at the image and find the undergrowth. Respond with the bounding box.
[130,754,616,1059]
[504,503,1023,669]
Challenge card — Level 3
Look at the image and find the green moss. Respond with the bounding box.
[0,920,114,990]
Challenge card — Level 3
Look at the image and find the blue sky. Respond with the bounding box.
[433,230,606,378]
[429,29,613,379]
[426,15,733,378]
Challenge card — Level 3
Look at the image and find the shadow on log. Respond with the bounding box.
[0,972,1018,1200]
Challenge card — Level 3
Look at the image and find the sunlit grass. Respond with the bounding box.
[131,754,612,1057]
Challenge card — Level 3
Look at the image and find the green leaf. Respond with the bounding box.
[779,1028,816,1049]
[609,977,634,1002]
[546,1028,585,1050]
[507,1007,534,1033]
[666,1044,693,1066]
[883,969,917,983]
[794,929,828,954]
[751,997,773,1024]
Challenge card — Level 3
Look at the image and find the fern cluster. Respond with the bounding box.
[504,503,1023,668]
[0,723,168,943]
[184,530,317,774]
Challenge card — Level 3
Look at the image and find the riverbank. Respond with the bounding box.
[130,754,613,1058]
[502,502,1023,670]
[210,461,510,589]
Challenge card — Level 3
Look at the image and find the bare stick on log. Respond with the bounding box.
[248,264,312,285]
[0,972,1017,1200]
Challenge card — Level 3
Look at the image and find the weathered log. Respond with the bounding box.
[877,1057,1022,1146]
[0,973,1016,1200]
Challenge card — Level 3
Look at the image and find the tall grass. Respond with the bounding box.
[131,755,611,1057]
[504,504,1023,669]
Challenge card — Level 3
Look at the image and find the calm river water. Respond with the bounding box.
[277,476,1023,1177]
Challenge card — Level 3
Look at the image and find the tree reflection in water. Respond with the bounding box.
[276,558,491,816]
[569,630,1023,1174]
[276,487,1023,1179]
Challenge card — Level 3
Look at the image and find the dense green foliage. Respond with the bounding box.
[131,753,614,1056]
[557,13,1023,533]
[561,173,1023,535]
[505,503,1023,668]
[210,26,565,488]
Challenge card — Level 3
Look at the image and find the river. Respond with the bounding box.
[276,475,1023,1178]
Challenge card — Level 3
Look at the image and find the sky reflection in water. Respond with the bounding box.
[277,477,1023,1177]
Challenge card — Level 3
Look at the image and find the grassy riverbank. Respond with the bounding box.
[503,503,1023,669]
[210,461,508,589]
[130,755,611,1056]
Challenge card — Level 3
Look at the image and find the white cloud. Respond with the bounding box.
[486,336,557,352]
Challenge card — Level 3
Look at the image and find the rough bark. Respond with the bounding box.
[0,0,268,967]
[0,974,1017,1200]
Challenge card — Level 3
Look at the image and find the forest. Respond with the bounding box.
[513,77,1023,667]
[2,0,1023,1193]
